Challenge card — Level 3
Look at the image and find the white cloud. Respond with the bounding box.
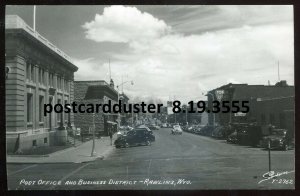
[78,6,294,103]
[73,58,110,81]
[82,5,171,44]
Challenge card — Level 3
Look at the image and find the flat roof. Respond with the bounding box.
[5,15,77,71]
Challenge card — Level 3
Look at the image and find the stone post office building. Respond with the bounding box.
[5,15,78,153]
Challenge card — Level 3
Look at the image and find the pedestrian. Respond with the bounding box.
[109,130,113,146]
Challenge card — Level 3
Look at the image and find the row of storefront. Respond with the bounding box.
[206,82,294,137]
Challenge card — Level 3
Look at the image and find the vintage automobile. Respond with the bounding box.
[114,128,154,148]
[171,125,183,135]
[161,123,168,128]
[260,129,292,151]
[181,125,189,132]
[235,123,263,147]
[227,131,238,144]
[186,125,195,133]
[138,127,155,142]
[147,124,159,130]
[211,126,226,139]
[199,125,216,136]
[194,125,205,135]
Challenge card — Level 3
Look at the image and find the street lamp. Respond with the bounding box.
[91,113,96,157]
[116,80,134,134]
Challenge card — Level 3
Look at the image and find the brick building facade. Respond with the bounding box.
[5,15,78,153]
[73,80,119,136]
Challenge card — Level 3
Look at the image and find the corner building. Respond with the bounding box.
[5,15,78,153]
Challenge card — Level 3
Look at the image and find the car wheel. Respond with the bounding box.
[125,143,130,148]
[146,140,151,146]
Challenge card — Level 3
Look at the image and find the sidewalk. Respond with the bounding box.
[7,134,117,164]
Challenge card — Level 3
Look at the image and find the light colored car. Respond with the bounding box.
[171,125,183,135]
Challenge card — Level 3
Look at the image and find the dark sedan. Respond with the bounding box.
[114,128,154,148]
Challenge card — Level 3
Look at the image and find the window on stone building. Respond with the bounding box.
[58,77,62,90]
[65,80,69,92]
[26,63,30,81]
[38,68,41,84]
[41,69,45,85]
[48,73,51,86]
[56,77,58,89]
[57,99,61,123]
[32,140,37,147]
[49,73,54,87]
[31,64,35,82]
[61,78,63,90]
[39,96,44,122]
[27,93,33,124]
[64,100,68,122]
[52,74,54,87]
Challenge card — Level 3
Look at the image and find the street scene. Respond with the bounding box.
[6,127,295,190]
[5,5,294,190]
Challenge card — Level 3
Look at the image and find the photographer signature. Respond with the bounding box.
[258,170,294,184]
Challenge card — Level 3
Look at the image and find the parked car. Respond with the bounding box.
[147,124,159,130]
[184,125,195,133]
[161,123,167,128]
[114,129,153,148]
[212,126,225,139]
[260,129,292,151]
[135,127,155,142]
[235,123,263,147]
[200,125,215,136]
[227,131,238,144]
[171,125,183,135]
[194,125,205,135]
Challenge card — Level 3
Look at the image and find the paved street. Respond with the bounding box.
[7,128,294,190]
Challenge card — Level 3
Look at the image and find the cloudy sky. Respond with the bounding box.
[6,5,294,103]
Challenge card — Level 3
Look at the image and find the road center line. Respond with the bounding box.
[9,164,37,176]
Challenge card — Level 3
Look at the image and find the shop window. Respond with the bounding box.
[65,80,69,92]
[39,96,44,122]
[27,93,33,123]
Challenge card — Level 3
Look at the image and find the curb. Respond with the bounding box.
[7,155,104,164]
